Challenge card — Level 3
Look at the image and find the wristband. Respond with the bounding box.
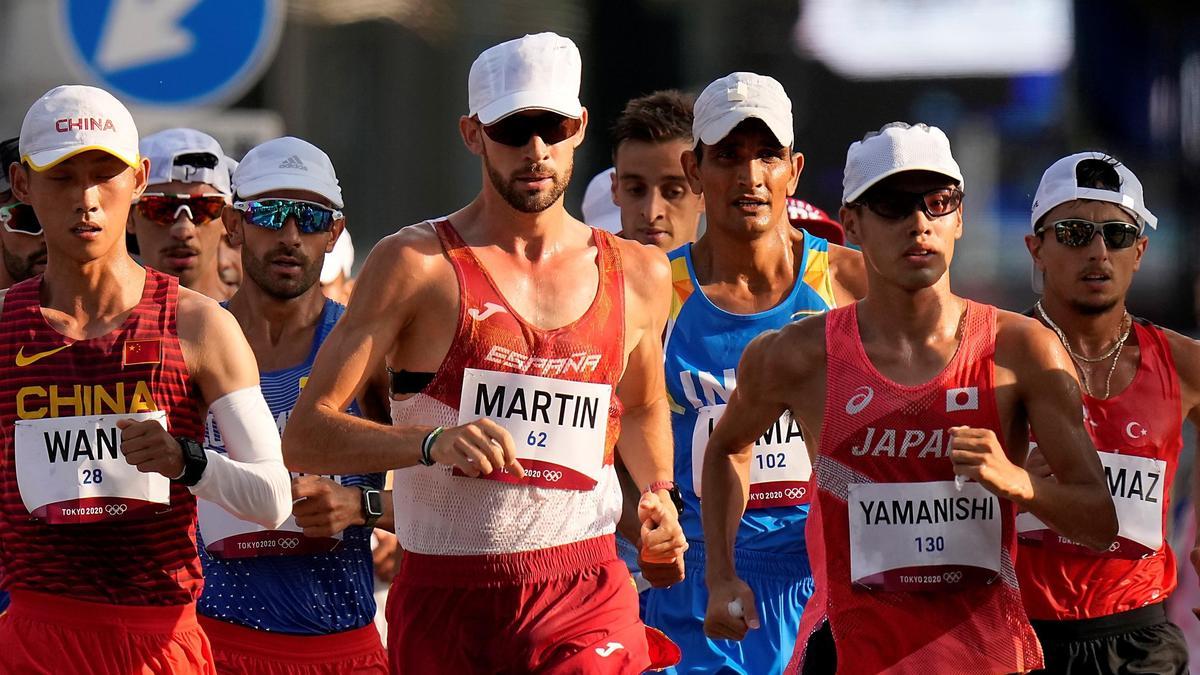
[420,426,444,467]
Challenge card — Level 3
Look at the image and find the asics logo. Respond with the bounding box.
[943,571,963,583]
[468,302,508,322]
[845,386,873,415]
[15,344,73,367]
[595,642,624,658]
[105,504,128,516]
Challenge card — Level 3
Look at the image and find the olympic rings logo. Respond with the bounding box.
[105,504,128,516]
[543,470,563,483]
[943,571,963,583]
[1108,541,1121,553]
[279,538,300,549]
[784,487,806,500]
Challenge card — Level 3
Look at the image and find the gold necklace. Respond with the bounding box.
[1035,301,1130,399]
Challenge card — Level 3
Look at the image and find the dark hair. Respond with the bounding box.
[1075,155,1122,191]
[611,90,695,161]
[0,137,19,173]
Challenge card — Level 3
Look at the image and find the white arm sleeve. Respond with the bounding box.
[191,386,292,528]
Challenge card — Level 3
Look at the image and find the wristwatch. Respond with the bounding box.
[359,487,384,529]
[646,480,685,516]
[173,436,208,487]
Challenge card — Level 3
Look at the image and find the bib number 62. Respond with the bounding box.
[526,431,547,448]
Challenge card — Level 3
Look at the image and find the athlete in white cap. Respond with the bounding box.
[130,128,234,301]
[1018,152,1198,674]
[0,137,46,291]
[704,121,1116,673]
[319,225,355,303]
[285,33,686,673]
[0,85,290,675]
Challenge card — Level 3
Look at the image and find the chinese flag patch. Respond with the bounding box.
[123,339,162,367]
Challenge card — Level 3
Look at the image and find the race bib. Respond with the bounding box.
[15,412,171,524]
[691,405,811,508]
[198,476,343,559]
[457,368,610,490]
[848,481,1002,591]
[1018,451,1164,558]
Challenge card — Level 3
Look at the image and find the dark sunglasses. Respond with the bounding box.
[482,113,582,147]
[0,202,41,236]
[135,193,227,226]
[232,198,342,234]
[1035,218,1141,250]
[857,187,963,220]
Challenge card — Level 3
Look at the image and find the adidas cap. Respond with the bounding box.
[232,136,343,208]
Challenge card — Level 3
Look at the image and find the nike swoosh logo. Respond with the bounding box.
[15,343,72,367]
[467,302,508,322]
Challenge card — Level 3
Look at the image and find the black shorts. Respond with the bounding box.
[1030,602,1188,675]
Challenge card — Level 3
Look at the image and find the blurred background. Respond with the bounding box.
[5,0,1200,664]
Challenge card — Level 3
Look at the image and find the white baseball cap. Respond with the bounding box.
[140,128,231,195]
[1031,152,1156,230]
[842,122,963,204]
[581,167,622,234]
[19,85,139,171]
[692,72,793,150]
[232,136,343,208]
[320,227,354,284]
[468,32,583,125]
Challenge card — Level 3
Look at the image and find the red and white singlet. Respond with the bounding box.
[789,301,1042,674]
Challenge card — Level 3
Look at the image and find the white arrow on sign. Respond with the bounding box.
[95,0,201,73]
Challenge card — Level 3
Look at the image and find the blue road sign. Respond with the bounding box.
[56,0,284,108]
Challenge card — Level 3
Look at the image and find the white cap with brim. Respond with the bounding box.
[232,136,343,209]
[581,167,622,234]
[19,85,140,171]
[141,127,230,195]
[692,72,793,149]
[469,32,583,125]
[842,122,963,204]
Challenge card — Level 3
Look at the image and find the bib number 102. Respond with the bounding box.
[755,452,787,470]
[915,535,944,553]
[80,468,103,485]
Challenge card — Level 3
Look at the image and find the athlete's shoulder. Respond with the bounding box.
[827,243,867,303]
[1154,323,1200,391]
[611,234,671,294]
[747,313,828,380]
[177,285,241,341]
[351,221,453,306]
[995,306,1072,373]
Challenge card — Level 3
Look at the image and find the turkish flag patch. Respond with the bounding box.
[123,339,162,367]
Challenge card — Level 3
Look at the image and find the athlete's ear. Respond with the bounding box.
[1024,232,1044,277]
[1132,234,1148,274]
[840,204,863,247]
[460,115,485,157]
[788,150,804,194]
[327,218,346,254]
[129,157,150,202]
[10,162,30,204]
[221,204,243,247]
[682,149,702,195]
[571,108,588,149]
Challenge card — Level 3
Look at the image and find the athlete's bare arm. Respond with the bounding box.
[701,317,827,640]
[610,238,687,567]
[1160,330,1200,574]
[284,225,520,477]
[964,311,1116,551]
[828,244,868,307]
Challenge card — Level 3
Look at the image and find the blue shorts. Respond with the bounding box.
[642,544,813,675]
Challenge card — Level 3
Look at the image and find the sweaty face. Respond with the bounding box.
[12,150,145,265]
[479,111,581,214]
[129,180,226,286]
[843,171,963,292]
[613,139,703,249]
[1027,200,1144,316]
[687,118,800,240]
[236,189,338,300]
[0,190,47,283]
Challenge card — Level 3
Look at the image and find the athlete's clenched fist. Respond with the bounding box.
[949,425,1032,501]
[430,418,525,478]
[638,490,687,571]
[117,417,185,479]
[291,474,363,537]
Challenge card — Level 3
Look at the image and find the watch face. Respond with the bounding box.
[366,490,384,516]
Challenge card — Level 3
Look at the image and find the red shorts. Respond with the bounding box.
[0,590,214,675]
[386,535,650,674]
[199,615,387,674]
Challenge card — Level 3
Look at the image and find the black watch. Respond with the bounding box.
[173,436,208,487]
[359,487,384,529]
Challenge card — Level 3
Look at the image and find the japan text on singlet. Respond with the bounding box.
[664,234,834,553]
[198,298,385,634]
[791,301,1042,674]
[1017,319,1182,620]
[390,220,625,555]
[0,269,204,606]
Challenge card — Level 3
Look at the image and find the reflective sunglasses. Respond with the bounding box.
[857,187,963,220]
[232,198,342,234]
[482,112,582,147]
[1035,218,1142,250]
[135,193,227,226]
[0,202,42,236]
